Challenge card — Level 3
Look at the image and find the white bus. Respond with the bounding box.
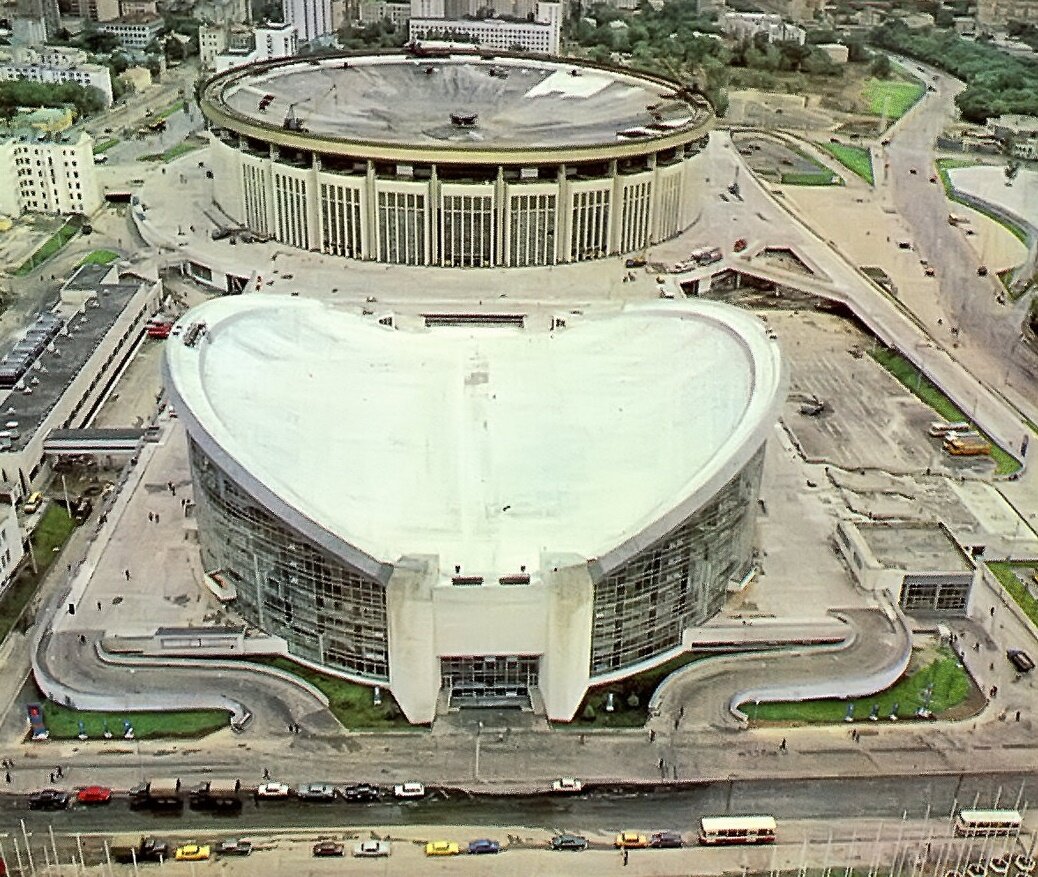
[929,421,971,437]
[955,809,1022,837]
[699,815,777,845]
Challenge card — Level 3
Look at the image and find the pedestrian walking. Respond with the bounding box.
[171,485,176,497]
[124,569,131,581]
[674,717,680,730]
[779,738,787,752]
[657,757,664,770]
[579,734,585,745]
[5,771,10,784]
[1016,711,1021,722]
[155,513,160,524]
[97,600,102,611]
[678,705,685,720]
[49,772,55,783]
[623,848,629,866]
[148,512,154,522]
[649,729,655,743]
[263,767,270,780]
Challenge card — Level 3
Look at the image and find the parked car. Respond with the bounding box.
[216,839,252,856]
[468,839,501,855]
[615,832,650,849]
[296,783,336,802]
[255,782,290,799]
[353,840,391,858]
[394,781,425,798]
[338,783,379,802]
[1007,649,1035,673]
[312,841,345,857]
[22,491,43,514]
[551,834,589,852]
[551,777,584,794]
[29,789,70,811]
[425,841,461,856]
[650,831,684,848]
[174,844,210,862]
[75,786,112,805]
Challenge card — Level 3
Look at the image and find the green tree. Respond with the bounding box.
[870,53,893,78]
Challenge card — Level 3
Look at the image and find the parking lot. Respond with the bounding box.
[732,132,835,184]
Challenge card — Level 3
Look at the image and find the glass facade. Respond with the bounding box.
[440,655,540,703]
[188,438,389,680]
[900,574,971,616]
[589,447,765,676]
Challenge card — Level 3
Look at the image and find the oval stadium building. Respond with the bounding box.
[198,51,713,268]
[163,297,785,723]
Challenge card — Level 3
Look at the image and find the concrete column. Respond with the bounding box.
[555,164,569,264]
[386,555,440,725]
[309,153,322,252]
[494,165,506,267]
[427,165,439,267]
[608,159,621,256]
[365,160,377,261]
[539,555,594,722]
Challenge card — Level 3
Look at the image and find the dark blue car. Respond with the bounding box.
[468,839,501,855]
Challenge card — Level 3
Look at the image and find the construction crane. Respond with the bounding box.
[283,96,312,132]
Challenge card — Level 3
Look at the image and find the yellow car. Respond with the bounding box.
[174,844,211,861]
[615,832,649,849]
[425,841,460,857]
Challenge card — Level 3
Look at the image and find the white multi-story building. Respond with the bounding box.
[0,505,24,598]
[0,129,101,217]
[357,0,410,26]
[0,54,114,107]
[96,16,165,49]
[212,22,298,72]
[200,23,229,68]
[409,0,444,16]
[722,11,806,45]
[282,0,332,42]
[410,0,562,53]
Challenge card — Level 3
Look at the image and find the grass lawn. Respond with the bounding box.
[250,657,416,730]
[820,143,874,184]
[35,688,227,740]
[79,249,119,266]
[863,77,924,119]
[15,217,83,276]
[154,99,186,120]
[562,651,703,729]
[752,647,971,723]
[0,506,77,643]
[93,138,119,154]
[137,140,204,164]
[781,170,840,186]
[988,562,1038,627]
[869,346,1020,476]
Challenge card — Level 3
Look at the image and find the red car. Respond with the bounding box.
[76,786,112,805]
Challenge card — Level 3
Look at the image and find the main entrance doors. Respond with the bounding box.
[440,655,539,709]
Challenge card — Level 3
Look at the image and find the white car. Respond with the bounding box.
[256,782,290,799]
[393,782,425,798]
[353,841,391,858]
[551,778,584,794]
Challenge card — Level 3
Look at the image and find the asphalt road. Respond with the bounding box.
[4,771,1033,842]
[881,62,1038,414]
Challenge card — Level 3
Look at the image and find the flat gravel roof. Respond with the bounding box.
[166,296,782,576]
[214,54,702,150]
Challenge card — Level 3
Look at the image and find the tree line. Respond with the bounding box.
[0,79,106,121]
[871,20,1038,123]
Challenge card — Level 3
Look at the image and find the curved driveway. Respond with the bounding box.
[650,607,911,731]
[34,628,339,737]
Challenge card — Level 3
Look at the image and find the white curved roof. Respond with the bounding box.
[165,297,783,579]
